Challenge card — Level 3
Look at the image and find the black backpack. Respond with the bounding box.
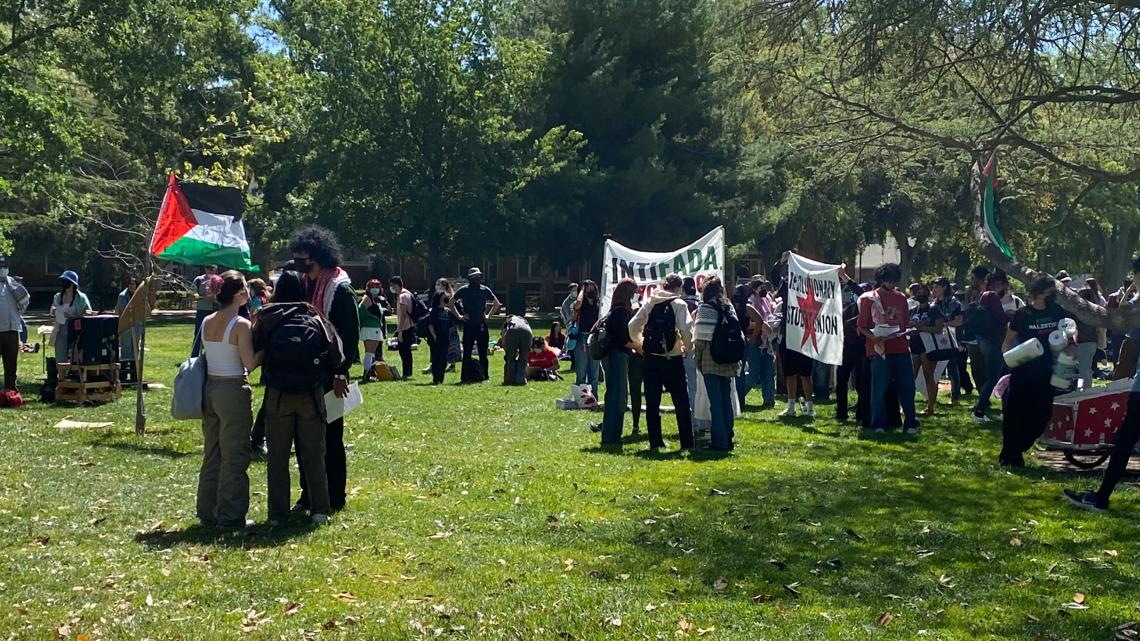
[409,292,431,323]
[642,301,677,355]
[963,302,1004,340]
[263,312,333,393]
[710,303,747,364]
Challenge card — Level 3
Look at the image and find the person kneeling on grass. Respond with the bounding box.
[252,270,345,526]
[500,315,533,386]
[526,336,560,381]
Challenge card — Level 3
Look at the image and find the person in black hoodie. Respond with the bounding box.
[288,225,360,512]
[253,271,345,525]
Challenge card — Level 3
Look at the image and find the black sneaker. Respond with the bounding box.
[589,423,602,433]
[1064,489,1107,513]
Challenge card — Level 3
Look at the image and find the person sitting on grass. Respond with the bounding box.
[547,321,567,352]
[526,336,560,381]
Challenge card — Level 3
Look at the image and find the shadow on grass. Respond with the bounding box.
[90,436,191,459]
[135,519,319,550]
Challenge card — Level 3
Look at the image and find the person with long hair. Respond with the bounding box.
[50,270,91,364]
[287,225,358,512]
[594,278,640,446]
[197,271,258,529]
[695,277,742,451]
[573,280,602,399]
[547,320,567,351]
[253,270,344,525]
[908,283,944,415]
[932,277,965,406]
[426,291,454,384]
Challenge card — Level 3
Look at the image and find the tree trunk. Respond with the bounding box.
[970,154,1140,331]
[1101,222,1137,289]
[538,262,555,315]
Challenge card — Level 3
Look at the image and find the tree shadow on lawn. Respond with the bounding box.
[553,428,1140,633]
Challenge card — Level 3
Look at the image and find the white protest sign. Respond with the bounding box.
[601,227,725,315]
[785,253,845,366]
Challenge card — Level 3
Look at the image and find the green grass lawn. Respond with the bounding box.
[1,320,1138,640]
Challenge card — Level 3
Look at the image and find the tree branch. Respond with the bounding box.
[0,20,73,58]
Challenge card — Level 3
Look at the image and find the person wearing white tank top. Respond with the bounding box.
[196,271,259,530]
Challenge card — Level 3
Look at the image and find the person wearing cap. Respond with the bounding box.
[449,268,501,381]
[50,270,91,364]
[1055,270,1073,288]
[0,257,30,390]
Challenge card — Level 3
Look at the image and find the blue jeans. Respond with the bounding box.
[870,353,918,430]
[972,337,1005,415]
[574,340,600,399]
[601,351,629,445]
[737,343,774,406]
[704,374,735,449]
[683,351,698,411]
[190,308,211,358]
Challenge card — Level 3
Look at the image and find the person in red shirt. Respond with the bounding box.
[526,337,560,380]
[857,263,919,434]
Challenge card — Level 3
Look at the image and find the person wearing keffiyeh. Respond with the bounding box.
[287,225,360,513]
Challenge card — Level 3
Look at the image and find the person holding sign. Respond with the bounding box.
[857,263,919,434]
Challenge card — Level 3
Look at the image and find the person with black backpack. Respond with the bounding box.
[628,273,695,451]
[252,271,345,526]
[694,277,744,451]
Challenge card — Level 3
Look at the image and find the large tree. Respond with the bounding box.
[734,0,1140,326]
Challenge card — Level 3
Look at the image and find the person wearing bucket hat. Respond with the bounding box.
[50,270,91,364]
[449,267,500,381]
[0,256,31,391]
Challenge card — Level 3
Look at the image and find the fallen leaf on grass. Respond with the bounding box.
[844,528,864,541]
[783,582,801,598]
[1105,549,1120,557]
[1026,614,1039,623]
[713,577,728,592]
[768,559,787,571]
[55,624,70,639]
[145,593,155,607]
[677,618,693,633]
[709,488,728,496]
[751,594,772,604]
[938,574,956,588]
[644,603,657,612]
[284,602,302,617]
[240,610,268,633]
[603,616,621,627]
[878,612,893,627]
[1010,537,1023,547]
[563,559,575,571]
[617,574,630,582]
[1114,622,1138,640]
[697,626,715,636]
[333,592,358,603]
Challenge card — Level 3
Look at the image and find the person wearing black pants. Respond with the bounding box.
[390,275,416,379]
[998,276,1068,467]
[288,226,360,512]
[450,268,500,382]
[628,353,644,433]
[643,355,694,449]
[462,321,490,379]
[426,292,453,384]
[1066,390,1140,512]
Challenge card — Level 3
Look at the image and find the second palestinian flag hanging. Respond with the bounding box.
[980,153,1015,261]
[150,175,257,270]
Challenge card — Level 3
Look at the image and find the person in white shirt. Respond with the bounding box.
[628,273,695,450]
[0,256,30,391]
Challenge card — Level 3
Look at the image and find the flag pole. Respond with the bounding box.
[135,265,151,436]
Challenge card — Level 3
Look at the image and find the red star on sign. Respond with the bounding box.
[797,278,824,353]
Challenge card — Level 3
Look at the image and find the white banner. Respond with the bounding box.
[785,253,845,366]
[601,227,725,315]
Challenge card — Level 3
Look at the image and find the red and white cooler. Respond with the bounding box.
[1040,379,1133,452]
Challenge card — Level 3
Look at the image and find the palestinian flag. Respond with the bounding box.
[150,175,257,270]
[981,153,1014,261]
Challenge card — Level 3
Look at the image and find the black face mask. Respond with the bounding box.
[915,294,930,304]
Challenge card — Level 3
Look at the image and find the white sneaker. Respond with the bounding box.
[972,413,990,424]
[311,513,330,526]
[777,407,797,418]
[804,405,815,418]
